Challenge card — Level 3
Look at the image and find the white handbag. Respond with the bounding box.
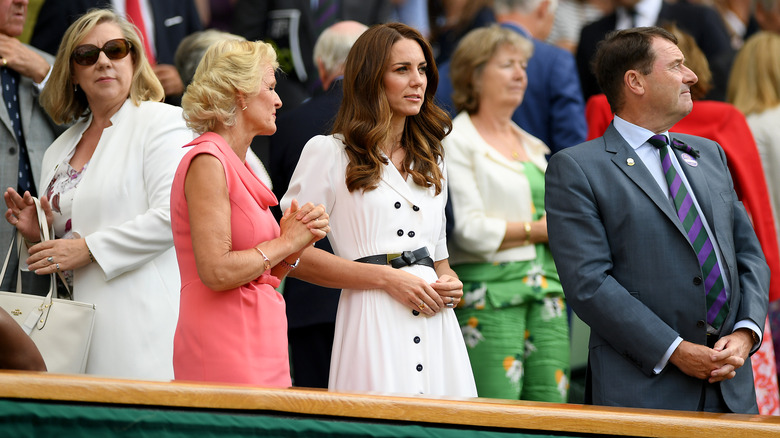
[0,197,96,374]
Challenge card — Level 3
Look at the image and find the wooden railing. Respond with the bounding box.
[1,371,779,437]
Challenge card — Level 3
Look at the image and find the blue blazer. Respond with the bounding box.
[545,123,768,413]
[435,25,587,154]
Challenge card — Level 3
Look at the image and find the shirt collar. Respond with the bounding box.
[613,115,668,150]
[617,0,663,29]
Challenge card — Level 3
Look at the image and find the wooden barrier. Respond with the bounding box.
[1,370,779,437]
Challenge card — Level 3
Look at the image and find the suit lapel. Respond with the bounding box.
[604,125,688,237]
[18,76,33,142]
[0,77,12,137]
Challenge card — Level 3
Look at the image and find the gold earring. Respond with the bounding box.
[242,105,248,111]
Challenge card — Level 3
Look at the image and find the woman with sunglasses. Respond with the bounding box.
[3,9,194,380]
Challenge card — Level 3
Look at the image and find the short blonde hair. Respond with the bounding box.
[727,31,780,115]
[181,39,279,134]
[450,25,534,114]
[40,8,163,124]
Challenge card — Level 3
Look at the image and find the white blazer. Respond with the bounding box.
[37,99,194,380]
[443,111,549,265]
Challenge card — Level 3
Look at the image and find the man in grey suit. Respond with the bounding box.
[546,27,768,413]
[0,0,60,289]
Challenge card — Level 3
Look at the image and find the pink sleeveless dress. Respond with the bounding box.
[170,132,290,387]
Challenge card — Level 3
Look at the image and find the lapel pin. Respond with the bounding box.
[681,153,698,167]
[627,158,635,166]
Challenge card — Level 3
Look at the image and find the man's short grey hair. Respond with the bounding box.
[175,29,246,87]
[313,22,368,75]
[493,0,558,15]
[757,0,780,11]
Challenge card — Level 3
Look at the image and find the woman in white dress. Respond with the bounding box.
[282,23,476,397]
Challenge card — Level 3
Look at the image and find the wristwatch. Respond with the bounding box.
[750,330,760,345]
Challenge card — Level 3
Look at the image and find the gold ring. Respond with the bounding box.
[2,58,6,66]
[418,301,426,310]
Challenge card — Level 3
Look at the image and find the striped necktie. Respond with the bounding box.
[648,134,729,329]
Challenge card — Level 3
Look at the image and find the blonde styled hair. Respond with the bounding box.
[181,39,279,134]
[727,32,780,116]
[40,8,163,124]
[450,25,533,114]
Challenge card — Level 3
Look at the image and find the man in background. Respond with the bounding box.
[436,0,587,154]
[0,0,61,290]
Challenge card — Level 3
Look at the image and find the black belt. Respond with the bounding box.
[355,247,434,269]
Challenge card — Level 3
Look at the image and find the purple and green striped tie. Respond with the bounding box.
[648,134,729,329]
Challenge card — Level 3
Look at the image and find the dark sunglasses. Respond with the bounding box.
[72,39,133,66]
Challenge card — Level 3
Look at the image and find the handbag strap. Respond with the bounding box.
[0,230,22,285]
[0,197,59,301]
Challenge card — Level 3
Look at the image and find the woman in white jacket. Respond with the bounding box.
[4,9,193,380]
[443,26,569,402]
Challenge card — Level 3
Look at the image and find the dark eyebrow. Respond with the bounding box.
[392,61,427,67]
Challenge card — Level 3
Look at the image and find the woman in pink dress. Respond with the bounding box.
[170,39,330,386]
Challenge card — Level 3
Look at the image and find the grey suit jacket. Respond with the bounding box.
[545,123,768,413]
[0,47,61,285]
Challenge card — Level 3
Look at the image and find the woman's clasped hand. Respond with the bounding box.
[280,199,330,250]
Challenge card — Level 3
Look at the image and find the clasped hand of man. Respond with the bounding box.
[670,328,755,383]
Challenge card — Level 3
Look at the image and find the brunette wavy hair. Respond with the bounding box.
[333,22,451,194]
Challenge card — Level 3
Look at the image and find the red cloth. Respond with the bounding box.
[125,0,156,65]
[586,94,780,303]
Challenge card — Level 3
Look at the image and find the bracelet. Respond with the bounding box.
[87,248,95,263]
[280,257,300,271]
[523,222,532,245]
[255,247,271,272]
